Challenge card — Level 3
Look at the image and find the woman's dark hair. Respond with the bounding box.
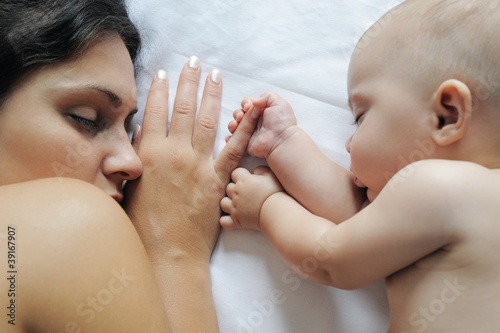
[0,0,141,107]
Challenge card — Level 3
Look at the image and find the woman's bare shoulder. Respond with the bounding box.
[1,177,113,205]
[0,178,169,332]
[0,177,127,224]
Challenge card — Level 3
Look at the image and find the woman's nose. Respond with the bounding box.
[102,134,143,181]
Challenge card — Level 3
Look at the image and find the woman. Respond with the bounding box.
[0,1,255,332]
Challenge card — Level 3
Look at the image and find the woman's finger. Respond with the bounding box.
[140,70,169,139]
[192,69,222,156]
[215,108,259,180]
[131,124,142,149]
[169,56,201,142]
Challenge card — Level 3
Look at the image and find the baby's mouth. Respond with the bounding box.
[353,176,367,189]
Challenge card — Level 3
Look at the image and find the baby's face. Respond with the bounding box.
[0,35,142,203]
[346,31,437,202]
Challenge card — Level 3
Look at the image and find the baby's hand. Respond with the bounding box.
[220,166,283,231]
[227,92,297,158]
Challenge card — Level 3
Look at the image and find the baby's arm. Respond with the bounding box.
[254,161,459,288]
[266,121,364,222]
[229,92,365,222]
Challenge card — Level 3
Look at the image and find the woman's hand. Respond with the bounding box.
[122,57,257,332]
[124,58,256,263]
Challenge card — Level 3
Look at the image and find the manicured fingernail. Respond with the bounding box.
[132,124,141,142]
[211,69,221,84]
[157,69,167,80]
[188,56,200,69]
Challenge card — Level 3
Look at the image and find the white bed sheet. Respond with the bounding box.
[127,1,403,332]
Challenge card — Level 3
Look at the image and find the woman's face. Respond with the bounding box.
[0,35,142,202]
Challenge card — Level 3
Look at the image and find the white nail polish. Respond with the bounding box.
[132,124,141,142]
[188,56,200,69]
[211,69,221,84]
[157,69,167,80]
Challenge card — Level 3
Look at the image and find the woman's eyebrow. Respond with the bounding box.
[85,85,122,108]
[81,86,139,115]
[52,84,138,115]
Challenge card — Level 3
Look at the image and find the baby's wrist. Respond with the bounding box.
[267,125,301,160]
[258,191,286,232]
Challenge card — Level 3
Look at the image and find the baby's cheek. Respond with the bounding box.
[348,139,367,167]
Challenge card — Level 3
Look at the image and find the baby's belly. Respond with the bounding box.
[385,265,500,333]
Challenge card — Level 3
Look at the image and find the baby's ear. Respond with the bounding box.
[431,79,473,146]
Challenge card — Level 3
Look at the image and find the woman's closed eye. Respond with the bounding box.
[69,114,101,133]
[64,103,102,133]
[70,114,97,128]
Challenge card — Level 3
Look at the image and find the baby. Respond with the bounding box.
[220,0,500,332]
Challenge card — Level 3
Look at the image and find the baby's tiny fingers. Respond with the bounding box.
[220,196,233,215]
[225,183,236,198]
[241,98,253,111]
[233,108,244,120]
[231,167,251,182]
[228,120,238,134]
[220,215,238,229]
